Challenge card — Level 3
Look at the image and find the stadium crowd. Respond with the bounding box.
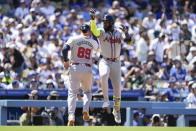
[0,0,196,126]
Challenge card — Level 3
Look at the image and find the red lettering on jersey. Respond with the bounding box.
[104,37,121,44]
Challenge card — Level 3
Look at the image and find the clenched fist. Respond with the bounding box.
[90,8,96,20]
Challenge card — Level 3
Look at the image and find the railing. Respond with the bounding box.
[0,100,196,126]
[0,89,144,100]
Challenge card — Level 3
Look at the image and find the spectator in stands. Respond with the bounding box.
[136,32,149,63]
[6,80,24,89]
[158,92,168,102]
[144,75,156,97]
[6,2,15,18]
[46,79,56,89]
[182,13,194,32]
[146,51,159,74]
[170,22,180,41]
[142,11,156,30]
[170,57,187,82]
[1,70,12,85]
[54,72,61,83]
[151,114,164,126]
[31,0,41,13]
[40,1,55,19]
[0,72,6,89]
[57,79,66,90]
[108,0,127,18]
[147,51,156,62]
[125,67,145,90]
[19,90,40,126]
[42,91,65,125]
[101,108,116,126]
[15,0,29,21]
[186,46,196,63]
[7,47,25,78]
[23,8,39,27]
[19,93,32,126]
[166,77,179,101]
[165,41,186,61]
[150,33,166,63]
[180,21,192,42]
[133,111,139,126]
[192,24,196,42]
[128,17,140,36]
[186,83,196,108]
[26,31,38,47]
[29,79,39,89]
[142,114,151,126]
[27,54,38,70]
[157,63,170,80]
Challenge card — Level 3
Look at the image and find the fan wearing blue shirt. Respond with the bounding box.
[166,77,179,102]
[170,58,186,82]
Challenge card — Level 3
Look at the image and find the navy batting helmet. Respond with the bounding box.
[80,24,90,33]
[103,14,114,24]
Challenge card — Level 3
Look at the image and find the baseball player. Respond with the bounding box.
[62,24,98,126]
[89,8,132,124]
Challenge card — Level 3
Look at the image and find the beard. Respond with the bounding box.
[104,24,113,32]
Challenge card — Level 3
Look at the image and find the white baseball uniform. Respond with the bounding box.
[98,28,124,109]
[90,12,131,123]
[66,35,98,121]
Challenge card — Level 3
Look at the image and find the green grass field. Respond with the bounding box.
[0,126,195,131]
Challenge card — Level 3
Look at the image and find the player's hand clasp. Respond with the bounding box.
[119,25,128,34]
[64,61,69,70]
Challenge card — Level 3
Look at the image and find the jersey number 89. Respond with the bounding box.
[77,47,91,60]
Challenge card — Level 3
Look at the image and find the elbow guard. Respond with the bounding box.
[62,45,70,62]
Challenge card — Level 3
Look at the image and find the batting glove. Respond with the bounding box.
[90,8,96,20]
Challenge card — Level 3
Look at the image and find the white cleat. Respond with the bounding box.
[112,109,121,124]
[102,100,110,108]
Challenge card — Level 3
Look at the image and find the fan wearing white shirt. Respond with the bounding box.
[187,83,196,108]
[136,32,149,63]
[142,12,156,30]
[186,47,196,62]
[181,13,194,32]
[150,33,166,63]
[6,80,24,90]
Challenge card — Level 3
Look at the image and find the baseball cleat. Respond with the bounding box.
[102,100,110,108]
[67,120,75,126]
[112,109,121,124]
[83,111,90,121]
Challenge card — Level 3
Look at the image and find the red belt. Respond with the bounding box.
[100,55,118,62]
[106,58,118,62]
[72,63,91,67]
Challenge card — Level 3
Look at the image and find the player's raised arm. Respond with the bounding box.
[90,8,101,37]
